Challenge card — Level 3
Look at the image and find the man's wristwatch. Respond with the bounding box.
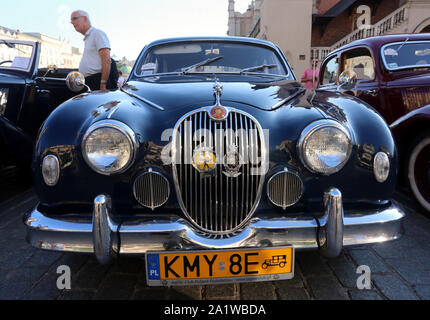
[100,80,107,84]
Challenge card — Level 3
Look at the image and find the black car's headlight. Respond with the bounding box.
[298,120,352,175]
[82,120,137,175]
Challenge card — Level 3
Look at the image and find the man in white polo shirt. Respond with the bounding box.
[70,10,116,90]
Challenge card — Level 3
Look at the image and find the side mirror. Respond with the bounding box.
[338,69,357,89]
[66,71,90,93]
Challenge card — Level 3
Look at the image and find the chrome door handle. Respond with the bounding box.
[365,89,378,96]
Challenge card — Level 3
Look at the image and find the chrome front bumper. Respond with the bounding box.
[24,188,405,264]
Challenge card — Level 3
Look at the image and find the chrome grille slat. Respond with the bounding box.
[172,107,266,235]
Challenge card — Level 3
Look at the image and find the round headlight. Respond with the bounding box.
[299,120,352,175]
[82,120,137,175]
[373,152,390,183]
[42,155,60,186]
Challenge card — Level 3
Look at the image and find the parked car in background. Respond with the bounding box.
[25,37,404,286]
[0,39,78,169]
[318,34,430,212]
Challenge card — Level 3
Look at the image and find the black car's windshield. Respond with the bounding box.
[382,41,430,71]
[0,41,34,71]
[135,41,288,77]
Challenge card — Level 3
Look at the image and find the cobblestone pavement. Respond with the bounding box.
[0,168,429,300]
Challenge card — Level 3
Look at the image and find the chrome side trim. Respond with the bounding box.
[120,87,165,111]
[92,195,118,264]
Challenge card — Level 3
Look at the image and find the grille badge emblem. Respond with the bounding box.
[210,106,226,119]
[192,147,216,173]
[223,145,242,178]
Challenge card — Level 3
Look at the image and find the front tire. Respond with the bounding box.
[407,131,430,212]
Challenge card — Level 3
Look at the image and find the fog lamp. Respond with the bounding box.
[42,155,60,186]
[373,152,390,183]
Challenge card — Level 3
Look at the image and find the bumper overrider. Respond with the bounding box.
[24,188,405,264]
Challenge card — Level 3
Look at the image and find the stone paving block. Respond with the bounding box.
[23,272,64,300]
[372,274,418,300]
[166,285,202,300]
[0,280,34,299]
[23,250,63,268]
[72,258,111,290]
[132,287,168,300]
[273,263,304,289]
[326,253,358,288]
[403,248,430,268]
[58,290,95,300]
[240,281,276,300]
[349,290,383,300]
[50,253,90,275]
[306,276,349,300]
[109,257,146,275]
[5,267,48,283]
[385,258,430,285]
[296,252,332,278]
[348,249,389,273]
[93,274,138,300]
[0,247,35,270]
[0,238,31,252]
[205,284,236,299]
[372,242,407,260]
[415,285,430,300]
[277,286,310,300]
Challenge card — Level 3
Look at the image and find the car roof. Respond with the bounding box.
[329,33,430,55]
[145,36,280,50]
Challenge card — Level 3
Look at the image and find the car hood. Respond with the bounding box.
[122,79,306,111]
[0,72,26,85]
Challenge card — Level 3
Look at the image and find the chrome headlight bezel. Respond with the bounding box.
[298,120,353,175]
[82,120,138,175]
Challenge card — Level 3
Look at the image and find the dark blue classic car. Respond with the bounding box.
[24,37,404,286]
[0,39,77,169]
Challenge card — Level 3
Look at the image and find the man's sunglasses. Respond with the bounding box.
[70,16,84,23]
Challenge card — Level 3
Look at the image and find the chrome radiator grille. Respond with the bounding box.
[133,170,170,210]
[267,169,303,209]
[172,108,266,235]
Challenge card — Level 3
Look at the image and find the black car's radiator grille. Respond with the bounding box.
[172,108,266,236]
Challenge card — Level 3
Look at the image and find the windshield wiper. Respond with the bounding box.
[182,56,223,74]
[240,64,278,74]
[0,39,15,48]
[396,37,409,54]
[0,40,26,54]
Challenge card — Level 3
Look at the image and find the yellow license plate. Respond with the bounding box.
[146,247,294,286]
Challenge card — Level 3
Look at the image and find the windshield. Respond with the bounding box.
[381,41,430,71]
[0,41,34,71]
[135,41,288,77]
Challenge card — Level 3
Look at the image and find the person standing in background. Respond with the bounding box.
[301,59,320,89]
[117,71,125,88]
[70,10,116,90]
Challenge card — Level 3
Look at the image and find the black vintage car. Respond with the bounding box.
[0,39,77,168]
[24,37,404,286]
